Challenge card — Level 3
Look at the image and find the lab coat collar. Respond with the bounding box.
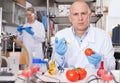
[70,24,95,43]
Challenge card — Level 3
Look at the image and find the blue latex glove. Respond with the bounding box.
[25,27,34,36]
[55,37,68,56]
[87,52,101,65]
[17,26,24,34]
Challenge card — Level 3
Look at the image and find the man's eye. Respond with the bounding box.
[81,12,87,15]
[73,12,88,16]
[73,13,78,16]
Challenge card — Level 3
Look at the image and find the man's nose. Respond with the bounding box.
[78,14,83,20]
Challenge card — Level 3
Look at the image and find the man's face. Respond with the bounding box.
[69,2,91,31]
[25,11,35,22]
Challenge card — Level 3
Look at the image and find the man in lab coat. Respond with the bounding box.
[52,0,115,70]
[17,7,45,66]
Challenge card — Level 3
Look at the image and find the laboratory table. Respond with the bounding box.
[15,69,120,83]
[0,68,120,83]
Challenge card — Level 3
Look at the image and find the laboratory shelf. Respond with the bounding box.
[50,16,69,24]
[90,14,103,23]
[54,0,96,3]
[50,14,103,24]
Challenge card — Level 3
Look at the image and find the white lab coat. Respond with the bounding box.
[52,24,115,70]
[18,20,45,66]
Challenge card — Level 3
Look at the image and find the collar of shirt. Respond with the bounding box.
[72,25,90,45]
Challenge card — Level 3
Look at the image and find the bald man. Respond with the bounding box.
[51,0,115,70]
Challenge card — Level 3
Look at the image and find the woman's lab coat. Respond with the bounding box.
[19,20,45,65]
[52,24,115,70]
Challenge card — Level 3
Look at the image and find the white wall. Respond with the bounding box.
[96,0,110,7]
[106,16,120,36]
[3,25,17,34]
[108,0,120,17]
[35,7,46,11]
[1,24,17,36]
[106,0,120,36]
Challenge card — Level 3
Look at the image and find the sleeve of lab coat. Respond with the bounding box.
[101,33,116,70]
[50,44,65,67]
[17,33,23,42]
[33,23,45,43]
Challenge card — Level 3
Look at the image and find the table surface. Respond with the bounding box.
[16,69,120,83]
[0,68,119,83]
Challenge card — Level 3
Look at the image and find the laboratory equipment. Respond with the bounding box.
[48,59,58,75]
[8,52,20,76]
[21,70,33,83]
[0,55,16,83]
[32,58,48,74]
[13,38,30,70]
[101,74,113,83]
[97,61,108,77]
[0,32,17,83]
[0,36,30,82]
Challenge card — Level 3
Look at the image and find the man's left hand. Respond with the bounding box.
[87,52,101,65]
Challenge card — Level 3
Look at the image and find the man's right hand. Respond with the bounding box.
[55,37,68,56]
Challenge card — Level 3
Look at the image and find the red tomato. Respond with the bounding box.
[66,69,79,82]
[76,68,87,80]
[85,48,94,56]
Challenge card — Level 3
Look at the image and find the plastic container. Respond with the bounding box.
[39,60,48,73]
[32,52,48,73]
[31,58,41,73]
[32,58,48,73]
